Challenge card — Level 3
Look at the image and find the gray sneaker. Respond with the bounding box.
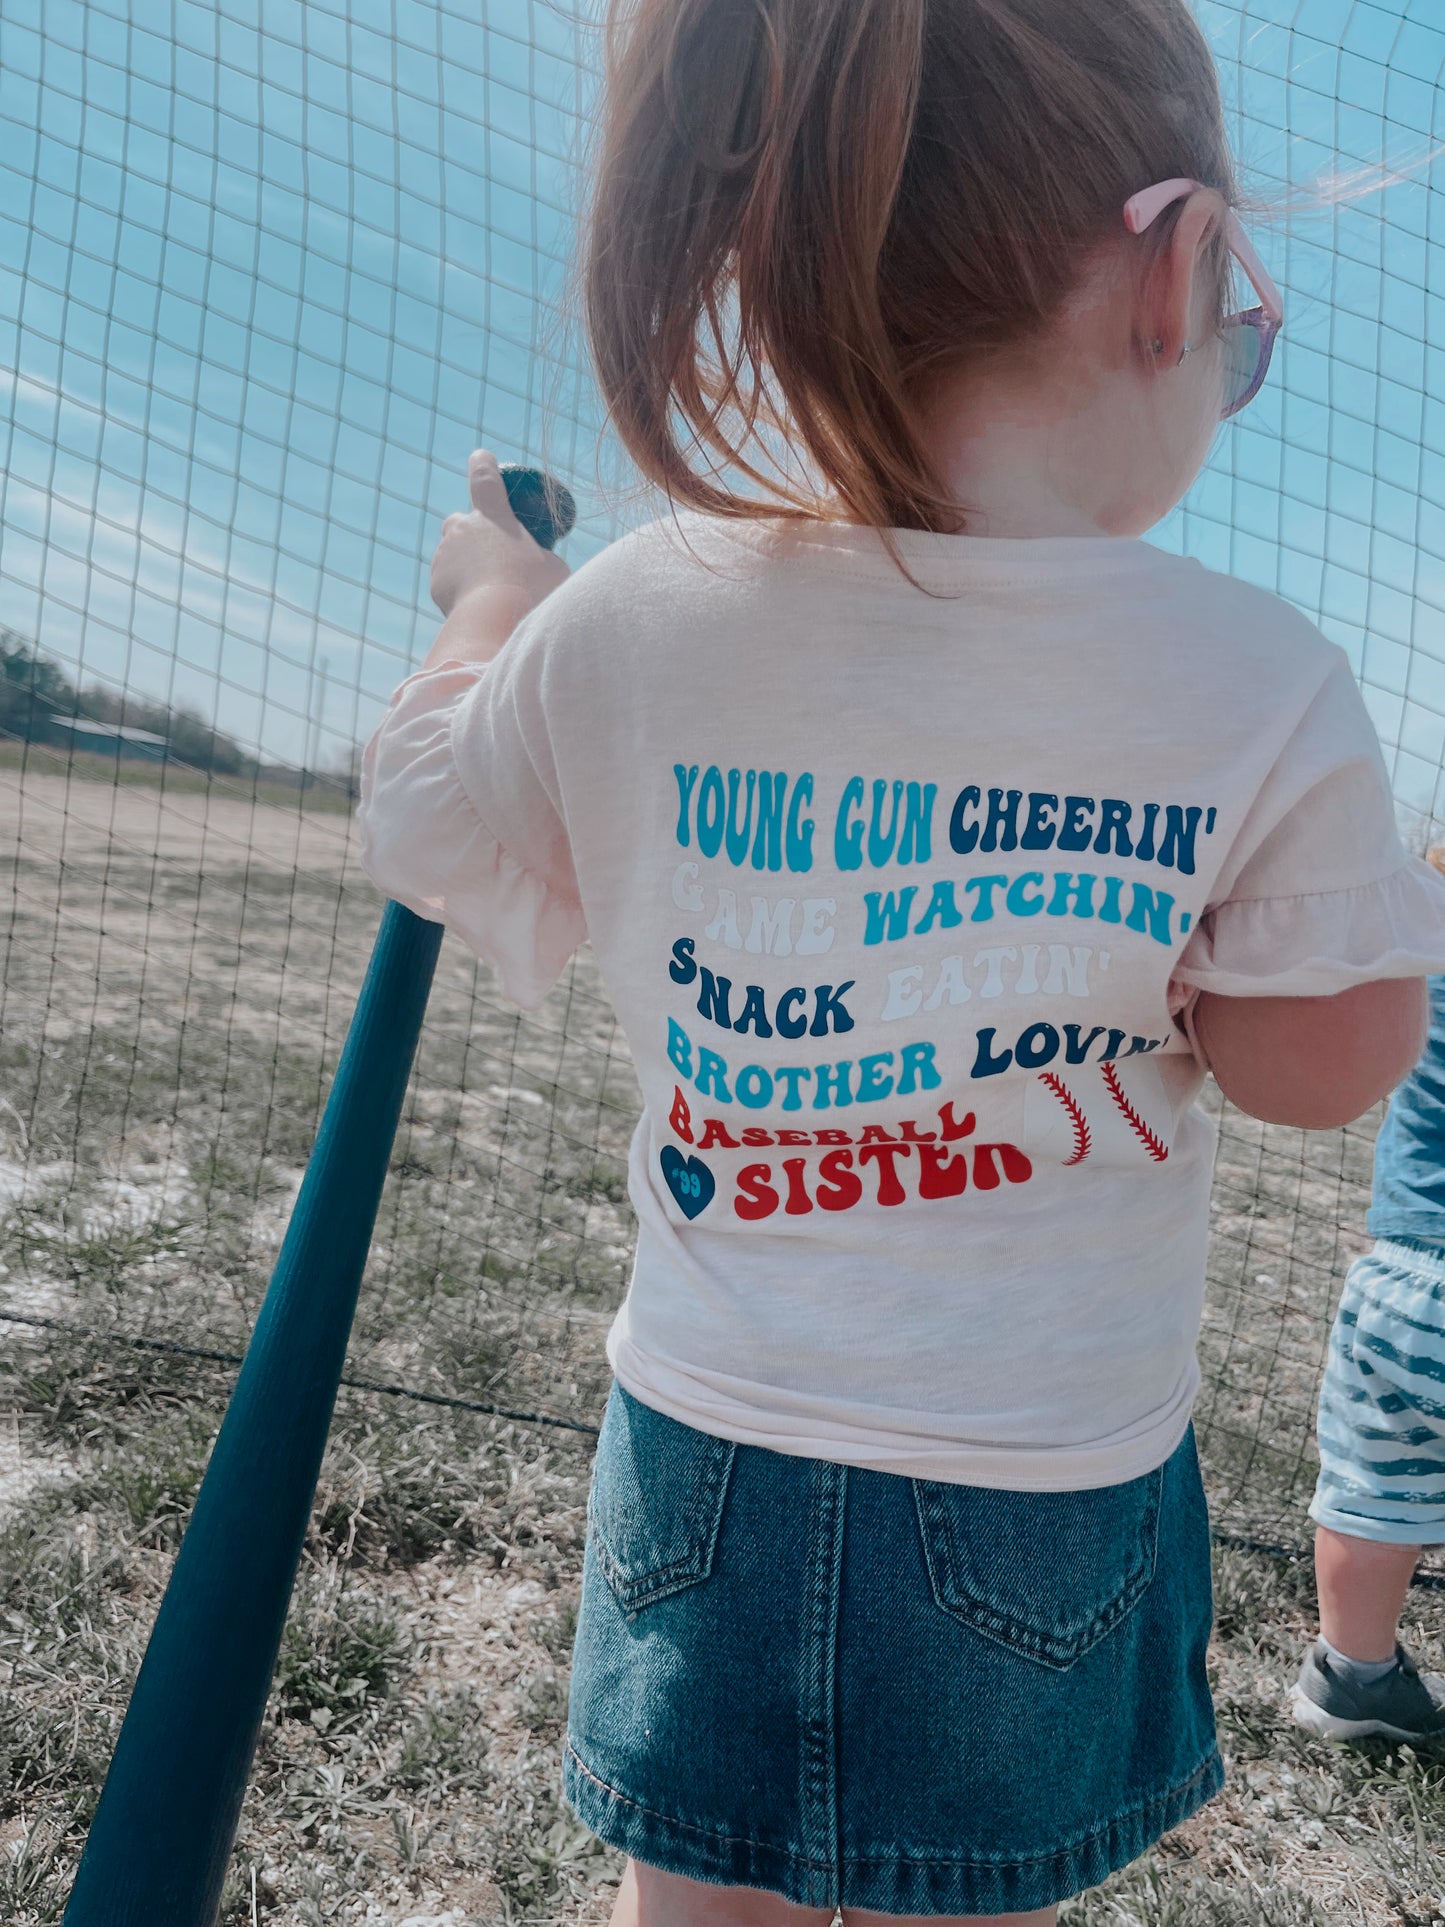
[1291,1640,1445,1743]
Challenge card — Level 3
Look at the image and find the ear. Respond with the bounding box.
[1139,189,1222,369]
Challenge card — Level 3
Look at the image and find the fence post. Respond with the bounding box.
[61,467,573,1927]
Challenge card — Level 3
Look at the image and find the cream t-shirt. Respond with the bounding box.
[358,514,1445,1490]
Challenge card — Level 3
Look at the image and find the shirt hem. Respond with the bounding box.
[605,1331,1200,1492]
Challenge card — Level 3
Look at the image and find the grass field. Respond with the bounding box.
[1,763,1443,1925]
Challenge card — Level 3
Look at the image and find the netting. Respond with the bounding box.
[1,0,1443,1563]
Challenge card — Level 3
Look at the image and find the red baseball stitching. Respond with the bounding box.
[1039,1072,1090,1165]
[1101,1061,1169,1162]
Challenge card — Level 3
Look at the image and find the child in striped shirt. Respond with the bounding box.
[1293,860,1445,1743]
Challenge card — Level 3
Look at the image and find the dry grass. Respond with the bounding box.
[1,764,1443,1924]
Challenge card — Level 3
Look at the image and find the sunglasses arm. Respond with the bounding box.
[1222,211,1284,326]
[1124,177,1283,326]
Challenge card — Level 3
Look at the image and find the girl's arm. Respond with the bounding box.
[1193,978,1428,1129]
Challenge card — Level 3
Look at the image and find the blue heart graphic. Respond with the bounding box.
[660,1146,715,1220]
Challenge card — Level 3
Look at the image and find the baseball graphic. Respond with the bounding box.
[1022,1056,1177,1170]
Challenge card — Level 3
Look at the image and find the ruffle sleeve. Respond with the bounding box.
[1166,647,1445,999]
[357,661,586,1010]
[1173,857,1445,999]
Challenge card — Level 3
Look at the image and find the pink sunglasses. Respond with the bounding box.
[1124,178,1284,421]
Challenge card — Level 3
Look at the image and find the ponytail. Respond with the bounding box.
[584,0,1235,540]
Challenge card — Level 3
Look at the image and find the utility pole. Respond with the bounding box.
[305,654,331,790]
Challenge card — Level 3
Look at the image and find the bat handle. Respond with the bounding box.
[499,464,577,552]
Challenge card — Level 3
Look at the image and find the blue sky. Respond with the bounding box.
[0,0,1443,824]
[1173,0,1445,834]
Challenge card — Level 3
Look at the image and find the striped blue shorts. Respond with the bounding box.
[1311,1238,1445,1546]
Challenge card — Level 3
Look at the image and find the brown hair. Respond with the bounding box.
[583,0,1237,537]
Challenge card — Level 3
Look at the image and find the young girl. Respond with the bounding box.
[359,1,1445,1919]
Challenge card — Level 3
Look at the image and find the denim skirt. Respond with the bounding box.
[562,1380,1222,1916]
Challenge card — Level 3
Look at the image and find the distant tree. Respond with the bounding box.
[158,707,254,777]
[2,632,265,779]
[0,631,78,739]
[78,682,257,777]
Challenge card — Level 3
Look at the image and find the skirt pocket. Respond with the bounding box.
[911,1460,1164,1671]
[588,1381,737,1618]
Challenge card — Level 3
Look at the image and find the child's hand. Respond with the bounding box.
[429,449,570,621]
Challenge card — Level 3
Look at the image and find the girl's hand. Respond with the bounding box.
[429,449,570,621]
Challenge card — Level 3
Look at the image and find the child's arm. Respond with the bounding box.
[1193,978,1428,1129]
[356,449,585,1009]
[1169,649,1445,1130]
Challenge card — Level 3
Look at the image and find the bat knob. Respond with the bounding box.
[499,464,577,552]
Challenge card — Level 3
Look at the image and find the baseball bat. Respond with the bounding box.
[62,465,575,1927]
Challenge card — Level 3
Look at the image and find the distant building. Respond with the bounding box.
[47,717,170,763]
